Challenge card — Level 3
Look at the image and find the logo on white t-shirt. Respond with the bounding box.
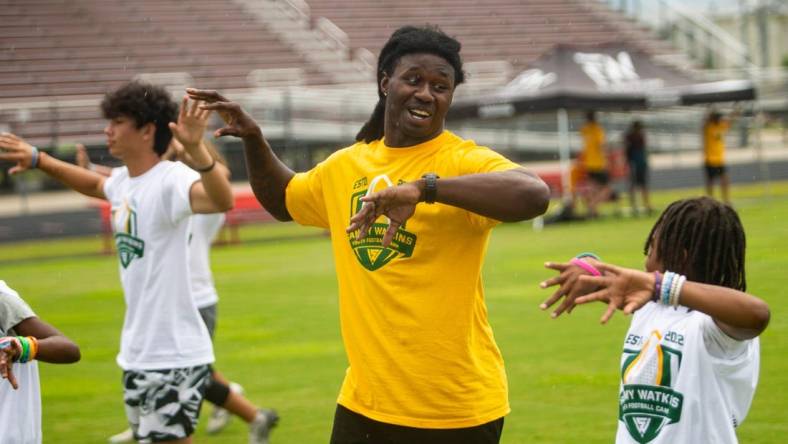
[347,175,417,271]
[619,330,685,443]
[112,200,145,269]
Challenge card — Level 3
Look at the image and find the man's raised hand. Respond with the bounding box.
[186,89,260,139]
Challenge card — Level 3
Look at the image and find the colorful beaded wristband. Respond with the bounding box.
[661,272,674,305]
[658,271,687,307]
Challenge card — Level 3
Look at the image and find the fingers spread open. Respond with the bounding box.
[347,202,374,234]
[552,293,577,317]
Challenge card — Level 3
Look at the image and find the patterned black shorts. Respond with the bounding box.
[122,364,211,442]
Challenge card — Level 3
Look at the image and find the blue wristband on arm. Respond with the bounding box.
[30,146,40,169]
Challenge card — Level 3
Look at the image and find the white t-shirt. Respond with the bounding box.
[189,213,225,309]
[0,280,41,444]
[103,162,214,370]
[616,302,759,444]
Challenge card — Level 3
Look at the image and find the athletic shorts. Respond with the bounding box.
[123,364,211,443]
[329,404,505,444]
[705,164,727,179]
[198,304,217,339]
[587,170,610,186]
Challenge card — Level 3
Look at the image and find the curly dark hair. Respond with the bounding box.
[101,81,178,155]
[645,197,746,291]
[355,25,465,143]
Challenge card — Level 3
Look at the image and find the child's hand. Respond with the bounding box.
[539,258,602,318]
[574,263,655,323]
[0,337,21,390]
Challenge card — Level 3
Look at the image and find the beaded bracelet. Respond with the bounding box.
[672,275,687,307]
[660,272,673,305]
[670,274,681,307]
[658,271,687,307]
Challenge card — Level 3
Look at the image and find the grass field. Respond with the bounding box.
[1,182,786,443]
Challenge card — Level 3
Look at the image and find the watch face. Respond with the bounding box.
[422,173,438,203]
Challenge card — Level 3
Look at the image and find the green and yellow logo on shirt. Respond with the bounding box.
[112,201,145,269]
[347,184,417,272]
[619,330,684,443]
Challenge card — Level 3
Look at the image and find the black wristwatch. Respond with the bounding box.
[421,173,439,204]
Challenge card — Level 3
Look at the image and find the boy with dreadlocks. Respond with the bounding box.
[187,25,550,443]
[540,196,769,443]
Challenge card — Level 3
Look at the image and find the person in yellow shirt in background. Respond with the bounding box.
[580,111,612,218]
[187,25,550,444]
[703,110,734,204]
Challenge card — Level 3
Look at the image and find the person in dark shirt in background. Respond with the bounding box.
[624,120,652,216]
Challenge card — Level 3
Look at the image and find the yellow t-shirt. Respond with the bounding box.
[285,130,516,428]
[581,122,606,172]
[703,120,730,167]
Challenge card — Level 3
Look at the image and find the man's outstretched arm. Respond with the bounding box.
[187,89,295,221]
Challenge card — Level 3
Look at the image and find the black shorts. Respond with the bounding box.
[705,164,727,179]
[330,404,504,444]
[587,170,609,186]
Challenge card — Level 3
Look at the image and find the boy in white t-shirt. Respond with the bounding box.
[541,197,770,443]
[1,280,81,444]
[81,139,279,444]
[0,81,234,444]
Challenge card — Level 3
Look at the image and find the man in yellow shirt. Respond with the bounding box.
[703,111,732,203]
[580,111,612,217]
[188,25,550,444]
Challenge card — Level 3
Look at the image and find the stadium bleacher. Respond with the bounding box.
[1,0,320,145]
[2,0,681,148]
[306,0,675,73]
